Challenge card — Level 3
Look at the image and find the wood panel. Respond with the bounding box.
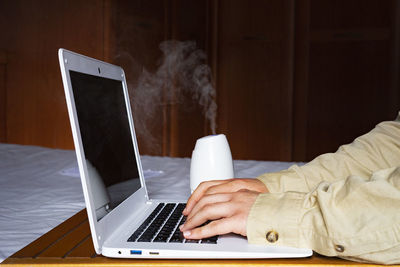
[110,0,214,157]
[0,0,110,149]
[217,0,294,160]
[0,52,6,142]
[307,41,394,159]
[1,0,400,161]
[167,0,210,157]
[110,0,169,156]
[303,0,399,160]
[292,0,310,161]
[310,0,392,30]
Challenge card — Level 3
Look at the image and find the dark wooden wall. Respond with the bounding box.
[0,0,112,149]
[1,0,399,162]
[294,0,400,161]
[216,0,295,161]
[0,51,6,142]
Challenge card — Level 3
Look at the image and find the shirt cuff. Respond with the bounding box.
[246,192,306,248]
[247,178,400,258]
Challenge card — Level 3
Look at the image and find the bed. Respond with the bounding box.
[0,143,299,262]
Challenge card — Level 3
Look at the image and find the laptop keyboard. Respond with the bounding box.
[127,203,218,244]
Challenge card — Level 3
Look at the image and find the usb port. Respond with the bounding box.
[130,250,142,255]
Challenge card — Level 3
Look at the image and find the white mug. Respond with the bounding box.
[190,134,234,192]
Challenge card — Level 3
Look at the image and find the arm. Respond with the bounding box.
[259,114,400,193]
[183,114,400,264]
[248,167,400,264]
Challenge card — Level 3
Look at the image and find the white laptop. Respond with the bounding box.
[58,48,312,259]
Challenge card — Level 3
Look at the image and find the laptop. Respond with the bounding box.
[58,48,312,259]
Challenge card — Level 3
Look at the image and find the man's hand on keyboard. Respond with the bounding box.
[180,178,268,239]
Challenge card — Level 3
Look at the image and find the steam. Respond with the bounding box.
[158,40,217,133]
[124,40,217,153]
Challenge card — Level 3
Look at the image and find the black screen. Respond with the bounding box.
[70,70,141,220]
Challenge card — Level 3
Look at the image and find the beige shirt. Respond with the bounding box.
[247,113,400,264]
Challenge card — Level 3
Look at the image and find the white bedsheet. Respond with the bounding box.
[0,143,298,262]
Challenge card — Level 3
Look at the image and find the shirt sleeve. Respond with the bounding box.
[257,113,400,194]
[247,166,400,264]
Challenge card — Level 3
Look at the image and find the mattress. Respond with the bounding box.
[0,143,299,262]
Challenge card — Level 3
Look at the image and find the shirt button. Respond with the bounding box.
[266,231,279,243]
[334,244,345,253]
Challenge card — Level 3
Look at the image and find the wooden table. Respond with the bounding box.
[3,209,395,266]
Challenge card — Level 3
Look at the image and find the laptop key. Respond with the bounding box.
[185,239,200,243]
[201,236,218,244]
[154,236,169,242]
[170,234,184,243]
[137,237,151,242]
[128,203,218,244]
[154,204,183,242]
[127,203,165,242]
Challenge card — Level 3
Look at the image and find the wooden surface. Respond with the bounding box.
[3,209,396,266]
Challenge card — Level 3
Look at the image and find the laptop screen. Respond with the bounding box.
[70,70,141,221]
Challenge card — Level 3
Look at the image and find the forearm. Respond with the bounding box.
[248,167,400,264]
[258,114,400,193]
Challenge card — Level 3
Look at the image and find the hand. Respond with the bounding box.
[180,178,268,239]
[183,178,268,216]
[180,189,260,238]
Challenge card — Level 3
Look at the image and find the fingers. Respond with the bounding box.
[204,180,238,195]
[181,190,260,239]
[183,179,233,215]
[183,178,268,216]
[187,193,231,221]
[181,201,240,238]
[182,201,232,232]
[182,217,240,240]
